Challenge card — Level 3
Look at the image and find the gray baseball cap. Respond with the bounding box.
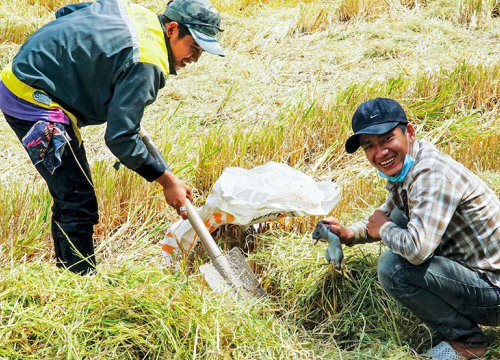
[164,0,225,57]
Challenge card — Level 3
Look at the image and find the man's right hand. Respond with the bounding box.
[320,217,356,246]
[155,172,193,220]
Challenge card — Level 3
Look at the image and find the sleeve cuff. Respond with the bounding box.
[379,221,397,242]
[349,221,368,241]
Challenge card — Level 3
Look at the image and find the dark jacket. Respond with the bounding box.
[12,0,173,181]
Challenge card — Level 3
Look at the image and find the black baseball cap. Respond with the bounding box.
[345,98,408,153]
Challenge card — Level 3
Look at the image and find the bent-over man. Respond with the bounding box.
[0,0,225,274]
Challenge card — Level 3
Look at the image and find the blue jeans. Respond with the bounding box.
[378,251,500,346]
[5,114,98,275]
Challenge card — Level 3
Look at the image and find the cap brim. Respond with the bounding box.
[345,121,400,153]
[188,28,225,57]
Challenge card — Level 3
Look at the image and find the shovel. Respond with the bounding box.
[139,129,265,299]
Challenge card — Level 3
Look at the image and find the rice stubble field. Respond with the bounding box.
[0,0,498,358]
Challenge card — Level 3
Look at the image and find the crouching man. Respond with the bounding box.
[323,98,499,359]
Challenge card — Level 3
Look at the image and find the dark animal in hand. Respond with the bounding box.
[312,221,344,270]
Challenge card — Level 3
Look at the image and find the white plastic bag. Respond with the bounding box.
[162,162,341,259]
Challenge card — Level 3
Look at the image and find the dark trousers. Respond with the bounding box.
[4,114,99,275]
[378,251,500,346]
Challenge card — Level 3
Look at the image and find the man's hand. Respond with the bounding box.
[155,172,193,220]
[366,210,390,239]
[321,217,356,246]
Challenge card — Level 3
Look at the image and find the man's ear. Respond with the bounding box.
[165,21,179,38]
[407,123,416,142]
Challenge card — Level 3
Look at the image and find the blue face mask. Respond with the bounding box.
[378,154,415,182]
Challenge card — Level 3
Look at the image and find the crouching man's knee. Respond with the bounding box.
[377,250,411,295]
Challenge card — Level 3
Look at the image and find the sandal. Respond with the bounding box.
[421,341,466,360]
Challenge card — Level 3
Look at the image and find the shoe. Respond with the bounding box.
[421,341,466,360]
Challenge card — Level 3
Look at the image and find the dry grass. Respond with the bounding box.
[457,0,497,26]
[294,2,336,34]
[338,0,426,21]
[0,0,498,358]
[192,61,499,197]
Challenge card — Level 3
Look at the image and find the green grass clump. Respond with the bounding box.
[0,261,312,359]
[251,231,499,358]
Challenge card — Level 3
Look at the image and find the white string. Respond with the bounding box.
[54,126,94,188]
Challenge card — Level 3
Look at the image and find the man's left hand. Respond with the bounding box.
[366,210,390,239]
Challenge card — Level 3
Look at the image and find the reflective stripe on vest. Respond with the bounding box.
[0,63,82,145]
[122,1,170,76]
[1,1,169,146]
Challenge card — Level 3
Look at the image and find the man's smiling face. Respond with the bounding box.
[166,22,204,71]
[359,124,415,177]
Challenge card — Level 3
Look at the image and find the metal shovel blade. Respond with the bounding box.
[200,247,266,299]
[139,129,264,299]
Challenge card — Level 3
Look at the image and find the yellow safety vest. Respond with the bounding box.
[0,0,169,146]
[1,63,83,144]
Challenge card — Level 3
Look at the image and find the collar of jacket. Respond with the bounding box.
[159,16,177,76]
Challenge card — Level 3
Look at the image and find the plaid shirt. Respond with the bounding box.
[350,140,500,286]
